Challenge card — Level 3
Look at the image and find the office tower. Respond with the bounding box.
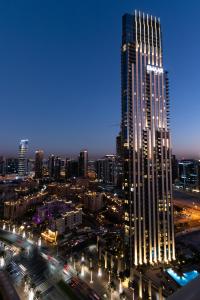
[35,150,44,179]
[79,150,88,178]
[54,156,61,181]
[116,133,123,188]
[27,158,34,174]
[172,155,178,184]
[18,139,29,177]
[121,11,175,267]
[6,158,18,174]
[0,156,5,176]
[116,133,122,158]
[65,159,79,179]
[48,154,55,178]
[96,155,117,185]
[178,160,199,189]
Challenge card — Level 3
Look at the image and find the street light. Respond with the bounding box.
[98,264,102,277]
[81,253,85,262]
[73,258,76,270]
[119,278,123,294]
[0,257,5,268]
[38,237,41,247]
[90,269,93,284]
[130,287,135,300]
[81,263,85,277]
[108,270,111,284]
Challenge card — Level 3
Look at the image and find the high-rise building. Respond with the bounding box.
[96,155,117,185]
[6,158,18,174]
[0,156,5,176]
[116,133,122,158]
[79,150,88,178]
[18,139,29,177]
[178,160,199,189]
[35,150,44,179]
[172,155,178,184]
[116,133,123,188]
[54,156,62,181]
[65,159,79,179]
[121,11,175,267]
[48,154,55,178]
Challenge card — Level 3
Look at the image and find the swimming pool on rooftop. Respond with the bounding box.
[166,268,199,286]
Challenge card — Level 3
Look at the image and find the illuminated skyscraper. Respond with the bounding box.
[18,139,29,177]
[35,150,44,179]
[121,11,175,267]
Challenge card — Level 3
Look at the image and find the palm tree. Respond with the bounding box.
[30,282,36,291]
[34,290,42,300]
[23,274,28,285]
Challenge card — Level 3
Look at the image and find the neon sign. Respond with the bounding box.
[147,65,163,74]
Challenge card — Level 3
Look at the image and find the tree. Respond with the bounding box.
[34,290,42,300]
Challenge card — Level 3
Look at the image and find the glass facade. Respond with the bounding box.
[121,11,175,267]
[18,139,29,177]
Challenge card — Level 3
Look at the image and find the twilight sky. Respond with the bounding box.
[0,0,200,158]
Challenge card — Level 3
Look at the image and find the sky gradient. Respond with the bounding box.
[0,0,200,158]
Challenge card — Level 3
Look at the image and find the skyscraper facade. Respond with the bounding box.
[96,155,117,185]
[48,154,55,178]
[18,139,29,177]
[121,11,175,267]
[6,158,18,174]
[35,150,44,179]
[79,150,88,178]
[54,156,62,181]
[65,159,79,179]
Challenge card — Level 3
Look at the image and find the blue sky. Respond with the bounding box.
[0,0,200,158]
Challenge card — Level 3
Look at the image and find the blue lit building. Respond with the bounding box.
[18,139,29,177]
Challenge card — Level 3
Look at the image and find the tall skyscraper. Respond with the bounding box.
[121,11,175,267]
[35,150,44,179]
[48,154,55,178]
[6,158,18,174]
[178,160,199,189]
[79,150,88,178]
[65,159,79,179]
[54,156,61,181]
[96,155,117,185]
[18,139,29,177]
[0,156,5,176]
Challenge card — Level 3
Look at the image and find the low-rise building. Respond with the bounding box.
[83,192,104,212]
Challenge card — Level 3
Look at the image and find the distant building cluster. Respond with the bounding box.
[0,141,124,187]
[172,156,200,191]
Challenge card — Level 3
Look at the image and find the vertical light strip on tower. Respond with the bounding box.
[121,11,175,267]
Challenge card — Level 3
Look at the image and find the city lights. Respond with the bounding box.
[0,4,198,300]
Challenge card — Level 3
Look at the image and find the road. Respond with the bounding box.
[0,228,123,300]
[0,229,71,300]
[173,190,200,231]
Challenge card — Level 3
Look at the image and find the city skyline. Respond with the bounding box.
[0,0,200,158]
[0,3,200,300]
